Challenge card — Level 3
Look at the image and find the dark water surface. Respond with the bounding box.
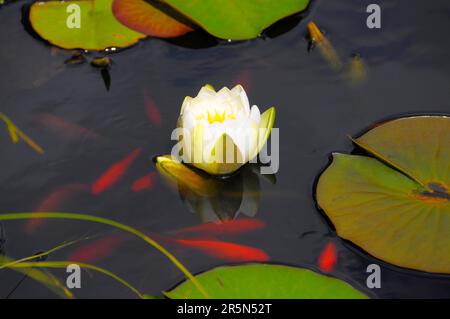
[1,0,450,298]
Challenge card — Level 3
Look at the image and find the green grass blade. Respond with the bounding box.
[0,255,74,299]
[0,239,80,270]
[8,261,144,299]
[0,212,209,298]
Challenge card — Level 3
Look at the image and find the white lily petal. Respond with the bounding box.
[180,96,192,115]
[182,112,196,131]
[250,105,261,124]
[176,85,275,175]
[231,84,244,95]
[231,85,250,115]
[217,86,232,94]
[198,85,216,98]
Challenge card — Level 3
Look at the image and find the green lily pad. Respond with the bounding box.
[112,0,193,37]
[166,264,368,299]
[29,0,145,50]
[164,0,311,40]
[317,116,450,274]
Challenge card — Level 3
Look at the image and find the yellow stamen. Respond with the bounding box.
[207,111,229,123]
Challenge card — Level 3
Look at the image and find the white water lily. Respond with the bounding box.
[176,84,275,175]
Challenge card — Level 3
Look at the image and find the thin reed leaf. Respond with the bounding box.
[9,261,144,299]
[0,212,209,298]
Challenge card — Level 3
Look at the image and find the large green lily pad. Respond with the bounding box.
[164,0,311,40]
[317,116,450,274]
[166,264,368,299]
[29,0,145,50]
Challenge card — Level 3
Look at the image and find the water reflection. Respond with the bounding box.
[180,166,262,222]
[155,156,274,222]
[0,223,5,256]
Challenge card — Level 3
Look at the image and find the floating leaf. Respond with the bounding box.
[29,0,145,50]
[317,116,450,274]
[112,0,192,37]
[164,0,311,40]
[91,56,111,68]
[166,264,368,299]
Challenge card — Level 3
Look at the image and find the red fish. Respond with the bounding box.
[318,242,337,273]
[26,183,88,233]
[174,239,269,262]
[144,93,162,128]
[91,147,142,195]
[175,218,265,237]
[34,113,101,140]
[132,172,156,193]
[68,234,126,263]
[232,70,251,92]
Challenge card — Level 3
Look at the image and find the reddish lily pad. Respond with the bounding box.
[112,0,192,38]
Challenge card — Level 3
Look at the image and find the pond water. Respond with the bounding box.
[1,0,449,298]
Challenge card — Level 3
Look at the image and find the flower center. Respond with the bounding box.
[198,110,236,124]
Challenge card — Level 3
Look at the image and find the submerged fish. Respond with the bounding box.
[31,62,66,89]
[174,238,269,262]
[91,147,143,195]
[348,53,367,85]
[132,172,156,193]
[26,183,89,233]
[307,22,342,71]
[144,93,162,128]
[174,218,265,237]
[318,241,337,273]
[67,234,126,263]
[33,113,101,140]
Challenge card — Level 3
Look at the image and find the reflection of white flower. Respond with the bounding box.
[181,166,261,222]
[155,156,275,223]
[177,84,275,175]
